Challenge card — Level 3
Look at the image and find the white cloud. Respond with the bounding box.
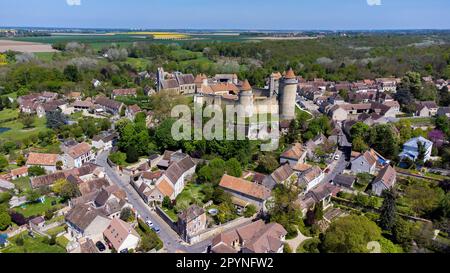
[367,0,382,6]
[66,0,81,6]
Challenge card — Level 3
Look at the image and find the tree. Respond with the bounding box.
[120,207,135,222]
[26,190,41,202]
[244,204,257,218]
[269,180,304,238]
[154,118,179,151]
[321,215,381,253]
[64,64,81,82]
[379,189,397,232]
[20,114,35,129]
[162,196,173,209]
[350,122,370,140]
[126,146,139,163]
[0,155,8,172]
[435,115,450,137]
[46,110,67,129]
[16,154,26,166]
[368,124,399,159]
[0,209,12,231]
[28,166,46,177]
[225,158,242,178]
[392,218,414,248]
[404,181,443,217]
[53,179,80,199]
[56,161,63,170]
[256,153,279,174]
[352,136,369,153]
[108,152,127,166]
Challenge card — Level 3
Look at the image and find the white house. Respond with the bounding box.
[298,166,324,192]
[92,132,117,151]
[399,136,433,162]
[64,142,95,168]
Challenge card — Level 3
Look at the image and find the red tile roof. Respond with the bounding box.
[219,175,271,201]
[67,142,91,159]
[27,153,59,166]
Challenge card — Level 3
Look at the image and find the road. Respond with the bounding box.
[321,150,349,184]
[96,151,211,253]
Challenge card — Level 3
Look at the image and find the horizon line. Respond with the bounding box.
[2,25,450,32]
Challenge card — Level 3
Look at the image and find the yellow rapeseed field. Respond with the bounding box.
[113,32,190,40]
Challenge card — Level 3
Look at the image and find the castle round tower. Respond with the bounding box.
[279,68,298,120]
[238,80,254,118]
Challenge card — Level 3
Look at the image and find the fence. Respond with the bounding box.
[154,206,178,232]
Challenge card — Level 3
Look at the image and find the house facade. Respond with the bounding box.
[177,205,207,243]
[399,136,433,162]
[372,165,397,196]
[64,142,95,168]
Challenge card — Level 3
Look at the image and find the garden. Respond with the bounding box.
[0,232,66,253]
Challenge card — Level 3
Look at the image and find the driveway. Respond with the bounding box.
[96,151,211,253]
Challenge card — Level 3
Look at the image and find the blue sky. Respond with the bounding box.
[0,0,449,30]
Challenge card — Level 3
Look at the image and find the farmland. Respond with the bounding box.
[0,39,57,53]
[4,32,257,51]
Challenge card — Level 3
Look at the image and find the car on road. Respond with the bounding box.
[96,241,106,252]
[146,220,154,227]
[152,226,161,233]
[334,154,340,160]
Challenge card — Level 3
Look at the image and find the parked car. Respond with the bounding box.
[96,241,106,252]
[334,154,340,160]
[152,226,161,233]
[146,220,153,227]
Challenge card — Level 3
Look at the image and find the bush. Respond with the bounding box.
[10,211,28,226]
[0,209,12,231]
[243,205,257,218]
[120,207,135,222]
[297,238,321,253]
[109,152,127,166]
[28,166,46,177]
[0,192,12,204]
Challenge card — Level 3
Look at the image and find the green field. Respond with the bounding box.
[34,52,56,62]
[6,33,254,51]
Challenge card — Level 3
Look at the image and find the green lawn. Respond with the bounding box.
[14,196,64,218]
[162,207,178,222]
[176,183,207,207]
[46,225,67,237]
[0,116,49,142]
[0,109,18,121]
[34,52,56,62]
[56,236,69,248]
[126,57,152,71]
[1,232,66,253]
[12,176,32,193]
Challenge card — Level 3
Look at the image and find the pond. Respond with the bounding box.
[0,127,11,134]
